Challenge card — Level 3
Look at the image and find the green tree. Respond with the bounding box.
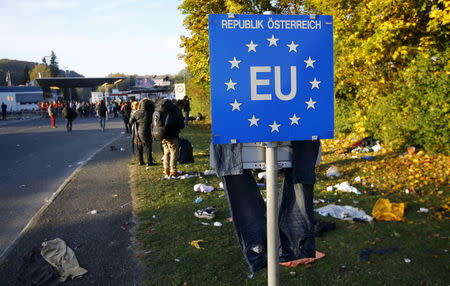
[49,51,60,77]
[29,64,51,81]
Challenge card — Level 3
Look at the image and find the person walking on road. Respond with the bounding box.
[47,101,57,128]
[1,102,7,120]
[96,100,107,132]
[129,98,155,166]
[62,102,76,132]
[121,101,132,134]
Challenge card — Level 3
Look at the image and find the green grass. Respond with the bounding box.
[130,124,449,286]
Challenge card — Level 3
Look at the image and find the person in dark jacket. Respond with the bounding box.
[129,98,155,166]
[96,100,107,132]
[62,102,76,132]
[1,102,7,120]
[157,98,185,177]
[120,101,132,133]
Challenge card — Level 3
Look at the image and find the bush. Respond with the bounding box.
[365,49,450,154]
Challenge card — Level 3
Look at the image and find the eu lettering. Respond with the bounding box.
[250,66,298,101]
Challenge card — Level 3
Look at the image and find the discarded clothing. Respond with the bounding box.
[372,198,406,221]
[194,183,214,193]
[360,247,398,262]
[17,246,60,286]
[325,166,340,178]
[314,220,336,237]
[326,181,362,195]
[40,238,88,282]
[315,204,373,222]
[279,251,326,267]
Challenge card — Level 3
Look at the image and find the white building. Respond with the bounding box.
[0,87,43,111]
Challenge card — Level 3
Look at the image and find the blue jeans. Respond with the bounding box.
[222,171,315,273]
[99,117,106,130]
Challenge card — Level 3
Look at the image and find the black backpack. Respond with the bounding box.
[152,100,175,140]
[178,138,194,164]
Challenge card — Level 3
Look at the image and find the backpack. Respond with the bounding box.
[152,100,173,140]
[178,138,194,164]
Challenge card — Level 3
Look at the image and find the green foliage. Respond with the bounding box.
[29,64,51,81]
[48,51,60,77]
[365,49,450,154]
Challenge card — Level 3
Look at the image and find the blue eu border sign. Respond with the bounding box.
[208,14,334,144]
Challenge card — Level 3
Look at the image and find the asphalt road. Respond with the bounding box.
[0,115,126,256]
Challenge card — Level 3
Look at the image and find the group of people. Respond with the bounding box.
[127,97,185,177]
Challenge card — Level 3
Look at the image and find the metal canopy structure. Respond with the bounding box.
[35,77,126,88]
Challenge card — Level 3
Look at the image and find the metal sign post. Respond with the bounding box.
[265,141,279,286]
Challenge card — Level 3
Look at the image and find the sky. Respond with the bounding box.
[0,0,188,77]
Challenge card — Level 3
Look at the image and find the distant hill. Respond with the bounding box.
[0,59,37,86]
[0,58,84,86]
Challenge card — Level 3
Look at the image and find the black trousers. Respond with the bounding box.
[137,143,153,165]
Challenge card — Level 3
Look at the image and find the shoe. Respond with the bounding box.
[164,168,170,176]
[194,208,216,220]
[147,162,156,166]
[169,171,180,177]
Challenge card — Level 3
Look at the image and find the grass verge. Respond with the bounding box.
[130,124,449,286]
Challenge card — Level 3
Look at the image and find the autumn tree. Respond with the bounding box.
[29,64,51,81]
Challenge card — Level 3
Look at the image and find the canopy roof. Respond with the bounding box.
[36,77,126,88]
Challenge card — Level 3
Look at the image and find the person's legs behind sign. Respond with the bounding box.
[222,169,267,274]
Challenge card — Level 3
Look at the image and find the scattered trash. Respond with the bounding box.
[417,207,429,213]
[112,194,118,198]
[326,166,340,178]
[120,148,125,151]
[326,181,362,195]
[219,181,224,189]
[194,183,214,193]
[314,199,325,204]
[407,146,416,155]
[361,156,375,160]
[73,244,82,250]
[120,201,132,208]
[371,143,382,152]
[88,210,98,215]
[203,170,216,176]
[227,217,233,222]
[213,221,223,227]
[257,172,266,180]
[290,271,296,276]
[194,206,217,219]
[194,197,203,204]
[174,258,181,262]
[190,240,206,250]
[120,223,129,230]
[348,137,381,153]
[19,184,26,188]
[315,204,373,222]
[404,258,411,263]
[405,188,415,194]
[41,238,88,281]
[354,176,362,182]
[360,248,398,262]
[152,215,156,219]
[201,222,210,226]
[314,220,336,237]
[372,198,406,221]
[136,250,152,257]
[68,165,73,168]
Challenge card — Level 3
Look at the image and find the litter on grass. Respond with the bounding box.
[219,181,224,189]
[326,181,362,195]
[213,222,223,227]
[257,172,266,180]
[326,166,340,178]
[404,258,411,263]
[190,240,206,250]
[354,176,362,182]
[194,197,203,204]
[194,183,214,193]
[315,204,373,222]
[372,198,406,221]
[88,210,98,215]
[417,207,429,213]
[203,170,216,176]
